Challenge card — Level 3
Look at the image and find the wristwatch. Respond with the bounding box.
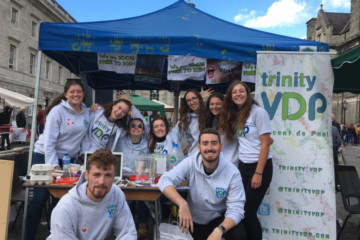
[218,224,226,233]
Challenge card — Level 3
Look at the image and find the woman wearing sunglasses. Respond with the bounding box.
[116,117,149,177]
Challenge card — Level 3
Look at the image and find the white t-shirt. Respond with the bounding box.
[237,105,272,164]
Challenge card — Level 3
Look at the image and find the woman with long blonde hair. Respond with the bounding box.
[218,80,273,240]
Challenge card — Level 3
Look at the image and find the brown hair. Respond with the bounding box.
[102,99,132,129]
[205,92,224,129]
[86,149,117,172]
[45,79,85,116]
[178,89,206,132]
[218,81,257,142]
[148,116,170,153]
[198,128,221,144]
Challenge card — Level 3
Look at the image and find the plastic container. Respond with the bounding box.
[168,143,184,169]
[62,153,71,174]
[135,154,155,184]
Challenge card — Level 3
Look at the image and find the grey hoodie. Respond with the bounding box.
[47,174,137,240]
[34,100,91,167]
[158,152,245,225]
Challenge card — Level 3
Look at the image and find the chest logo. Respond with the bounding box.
[237,126,249,137]
[81,228,87,233]
[107,205,116,219]
[215,187,227,198]
[66,118,75,126]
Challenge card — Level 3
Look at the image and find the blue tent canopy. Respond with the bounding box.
[38,0,328,91]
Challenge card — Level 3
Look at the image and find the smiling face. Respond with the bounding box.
[129,119,144,137]
[198,133,222,163]
[152,119,167,138]
[109,101,130,121]
[85,164,115,202]
[231,83,248,108]
[209,96,222,116]
[185,91,200,112]
[64,84,84,108]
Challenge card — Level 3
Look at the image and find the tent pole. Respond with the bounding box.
[22,51,42,240]
[173,82,180,126]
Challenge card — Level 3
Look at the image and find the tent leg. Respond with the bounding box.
[22,51,42,240]
[173,82,180,126]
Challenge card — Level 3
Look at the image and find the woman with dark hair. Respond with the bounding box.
[26,79,92,240]
[218,80,272,240]
[86,98,132,151]
[178,89,207,156]
[148,116,183,156]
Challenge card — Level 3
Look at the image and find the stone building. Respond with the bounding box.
[307,1,360,124]
[0,0,76,126]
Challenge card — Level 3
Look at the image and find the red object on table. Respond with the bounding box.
[54,177,79,184]
[155,175,161,184]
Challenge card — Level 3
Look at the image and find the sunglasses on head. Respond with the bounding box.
[130,123,143,129]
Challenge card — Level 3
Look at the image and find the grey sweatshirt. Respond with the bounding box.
[158,153,245,225]
[47,174,137,240]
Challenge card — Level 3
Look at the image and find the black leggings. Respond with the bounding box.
[191,215,247,240]
[238,159,273,240]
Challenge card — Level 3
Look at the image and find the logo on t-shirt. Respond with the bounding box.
[65,118,75,126]
[215,187,227,198]
[237,126,250,137]
[107,204,117,219]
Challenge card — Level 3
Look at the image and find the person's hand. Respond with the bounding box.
[269,137,274,145]
[200,87,214,99]
[178,201,193,234]
[251,173,262,189]
[90,103,99,112]
[207,227,223,240]
[115,90,131,102]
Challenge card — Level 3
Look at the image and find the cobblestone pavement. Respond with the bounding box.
[7,145,360,240]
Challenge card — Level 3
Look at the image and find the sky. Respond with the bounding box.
[56,0,351,39]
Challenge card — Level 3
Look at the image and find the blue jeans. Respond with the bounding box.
[25,152,55,240]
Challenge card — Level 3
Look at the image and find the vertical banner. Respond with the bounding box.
[255,52,335,240]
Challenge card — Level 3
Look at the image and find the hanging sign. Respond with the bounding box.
[255,52,335,240]
[97,53,136,74]
[241,63,256,83]
[206,59,242,84]
[167,55,206,81]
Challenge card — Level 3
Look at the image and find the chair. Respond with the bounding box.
[10,166,26,229]
[335,165,360,239]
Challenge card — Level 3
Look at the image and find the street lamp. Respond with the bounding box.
[343,100,348,123]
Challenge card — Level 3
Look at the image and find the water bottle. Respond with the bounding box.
[168,143,184,169]
[62,153,71,173]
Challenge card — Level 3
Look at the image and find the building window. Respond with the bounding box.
[31,21,37,38]
[150,90,159,100]
[11,7,18,27]
[9,44,16,69]
[45,60,51,79]
[30,53,36,74]
[58,66,62,84]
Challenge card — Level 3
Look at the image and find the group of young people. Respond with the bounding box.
[25,78,273,240]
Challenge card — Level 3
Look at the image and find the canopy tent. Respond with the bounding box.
[0,87,34,107]
[332,45,360,93]
[38,0,328,92]
[130,94,165,117]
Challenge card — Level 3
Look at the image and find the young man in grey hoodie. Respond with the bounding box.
[47,149,137,240]
[158,128,247,240]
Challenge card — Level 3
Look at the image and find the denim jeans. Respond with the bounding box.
[25,152,53,240]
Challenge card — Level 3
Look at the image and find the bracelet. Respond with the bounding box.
[255,171,263,175]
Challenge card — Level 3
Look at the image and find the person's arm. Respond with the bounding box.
[163,185,193,234]
[43,108,62,167]
[113,191,137,240]
[207,217,236,240]
[252,133,271,189]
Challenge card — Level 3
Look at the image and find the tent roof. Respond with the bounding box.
[0,87,34,107]
[332,45,360,93]
[38,0,328,91]
[130,94,165,116]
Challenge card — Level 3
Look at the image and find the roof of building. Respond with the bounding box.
[324,12,350,35]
